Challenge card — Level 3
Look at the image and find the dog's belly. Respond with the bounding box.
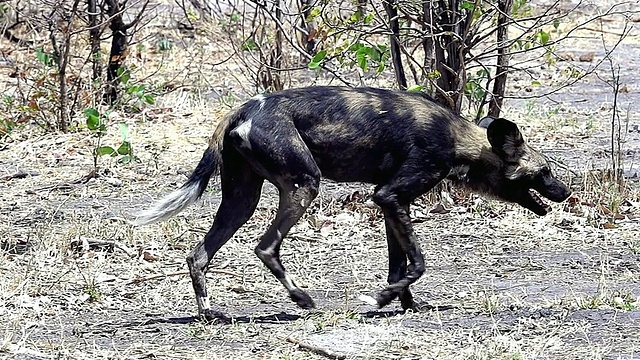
[310,150,397,184]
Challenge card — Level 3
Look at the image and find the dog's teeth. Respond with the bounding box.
[358,294,378,306]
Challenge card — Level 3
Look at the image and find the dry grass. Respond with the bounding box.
[1,1,640,359]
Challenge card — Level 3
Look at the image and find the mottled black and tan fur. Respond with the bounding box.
[133,86,570,321]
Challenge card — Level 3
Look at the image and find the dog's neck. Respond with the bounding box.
[447,122,503,193]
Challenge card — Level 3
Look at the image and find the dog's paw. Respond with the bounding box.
[200,308,232,324]
[399,290,415,311]
[375,289,399,308]
[290,289,315,309]
[400,297,433,312]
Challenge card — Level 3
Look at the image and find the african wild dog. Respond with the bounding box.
[133,86,570,321]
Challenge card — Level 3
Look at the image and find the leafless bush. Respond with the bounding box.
[0,0,149,132]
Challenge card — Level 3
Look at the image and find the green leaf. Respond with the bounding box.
[376,44,389,52]
[407,84,424,92]
[117,141,132,155]
[357,54,367,71]
[143,94,155,105]
[459,0,475,11]
[308,50,327,69]
[538,31,550,45]
[427,69,441,80]
[307,8,321,22]
[126,85,139,95]
[364,13,375,25]
[242,38,259,51]
[36,47,54,67]
[119,123,128,141]
[348,43,364,52]
[84,108,99,118]
[230,12,241,22]
[512,40,522,51]
[96,146,116,156]
[531,80,541,86]
[118,155,132,164]
[84,108,100,130]
[349,10,362,23]
[117,67,130,85]
[356,46,369,57]
[369,48,381,62]
[311,50,327,64]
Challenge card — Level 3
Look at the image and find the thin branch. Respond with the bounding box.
[285,336,347,360]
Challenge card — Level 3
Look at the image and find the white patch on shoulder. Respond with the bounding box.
[252,94,266,110]
[233,118,253,150]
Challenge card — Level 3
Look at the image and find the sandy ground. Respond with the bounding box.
[1,0,640,359]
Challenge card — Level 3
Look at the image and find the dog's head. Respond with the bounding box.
[479,117,571,216]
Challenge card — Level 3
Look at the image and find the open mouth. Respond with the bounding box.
[525,189,552,216]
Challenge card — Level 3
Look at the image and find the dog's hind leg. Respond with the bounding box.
[230,117,321,309]
[254,176,319,309]
[186,148,264,321]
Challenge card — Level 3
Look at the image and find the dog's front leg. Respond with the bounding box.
[367,169,445,310]
[384,204,418,311]
[375,203,425,308]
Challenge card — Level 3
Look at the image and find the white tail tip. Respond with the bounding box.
[132,182,201,225]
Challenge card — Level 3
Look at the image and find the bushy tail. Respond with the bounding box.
[132,110,241,225]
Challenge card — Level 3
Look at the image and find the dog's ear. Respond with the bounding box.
[477,116,495,129]
[484,118,524,160]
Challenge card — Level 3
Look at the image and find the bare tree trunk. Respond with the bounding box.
[422,0,434,74]
[488,0,513,118]
[298,0,316,54]
[88,0,101,84]
[103,0,128,105]
[434,0,462,110]
[48,0,80,132]
[273,0,283,91]
[384,0,407,89]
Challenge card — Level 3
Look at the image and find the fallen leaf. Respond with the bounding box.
[142,251,160,262]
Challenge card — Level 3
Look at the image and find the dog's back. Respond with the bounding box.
[238,87,464,183]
